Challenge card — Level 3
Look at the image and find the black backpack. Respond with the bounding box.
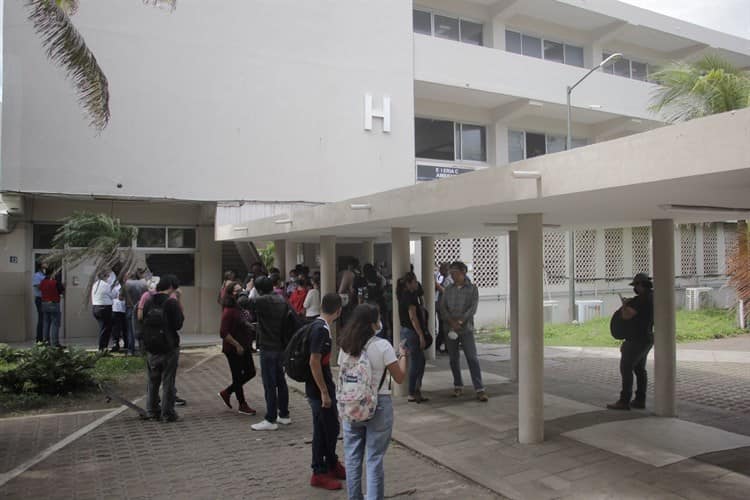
[283,322,316,382]
[282,305,305,348]
[142,297,174,354]
[610,307,635,341]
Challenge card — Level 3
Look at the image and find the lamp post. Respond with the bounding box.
[565,53,622,321]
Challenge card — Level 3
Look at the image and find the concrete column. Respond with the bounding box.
[285,241,298,278]
[273,239,286,276]
[509,230,519,382]
[652,219,676,417]
[320,235,338,364]
[421,236,436,361]
[518,214,545,444]
[391,228,410,397]
[363,239,375,265]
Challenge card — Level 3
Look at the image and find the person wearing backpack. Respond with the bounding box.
[141,275,184,422]
[218,281,257,416]
[248,276,293,431]
[337,304,407,500]
[307,293,345,491]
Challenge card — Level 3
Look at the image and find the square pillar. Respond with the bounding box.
[518,214,544,444]
[391,228,410,397]
[273,239,286,276]
[363,239,375,265]
[320,235,338,364]
[421,236,436,361]
[509,230,519,382]
[285,241,298,278]
[652,219,676,417]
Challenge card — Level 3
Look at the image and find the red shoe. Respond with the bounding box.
[310,473,342,490]
[329,461,346,480]
[238,402,257,416]
[218,389,232,409]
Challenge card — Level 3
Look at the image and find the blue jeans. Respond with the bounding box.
[343,395,393,500]
[259,350,289,423]
[401,327,425,395]
[445,329,484,391]
[92,305,112,351]
[42,302,61,346]
[125,306,138,354]
[309,396,340,474]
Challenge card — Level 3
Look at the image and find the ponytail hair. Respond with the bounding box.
[396,271,417,298]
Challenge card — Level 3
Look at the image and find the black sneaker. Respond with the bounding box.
[175,397,187,407]
[163,413,180,423]
[630,399,646,409]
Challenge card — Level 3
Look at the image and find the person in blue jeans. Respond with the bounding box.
[338,304,407,500]
[249,276,292,431]
[396,272,428,403]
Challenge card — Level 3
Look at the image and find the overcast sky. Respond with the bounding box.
[621,0,750,39]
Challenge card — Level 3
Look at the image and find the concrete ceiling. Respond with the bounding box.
[217,109,750,243]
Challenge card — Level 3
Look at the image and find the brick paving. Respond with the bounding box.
[0,353,501,500]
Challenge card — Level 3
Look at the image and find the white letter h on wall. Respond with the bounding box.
[364,94,391,133]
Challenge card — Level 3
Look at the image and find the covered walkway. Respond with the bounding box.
[217,108,750,444]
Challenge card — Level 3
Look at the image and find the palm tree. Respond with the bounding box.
[727,223,750,327]
[26,0,176,131]
[43,212,139,300]
[649,54,750,123]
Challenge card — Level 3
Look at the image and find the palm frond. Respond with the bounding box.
[55,0,79,16]
[26,0,110,130]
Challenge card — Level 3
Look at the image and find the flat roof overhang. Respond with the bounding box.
[217,109,750,243]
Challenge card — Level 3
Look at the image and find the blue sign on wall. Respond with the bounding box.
[416,164,473,181]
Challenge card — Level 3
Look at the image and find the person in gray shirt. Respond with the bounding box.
[124,269,149,355]
[439,261,488,402]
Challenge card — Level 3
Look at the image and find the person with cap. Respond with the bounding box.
[607,272,654,411]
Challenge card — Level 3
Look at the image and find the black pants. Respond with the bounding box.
[92,305,113,351]
[111,311,127,349]
[308,397,340,474]
[620,339,653,403]
[224,350,255,404]
[35,297,44,343]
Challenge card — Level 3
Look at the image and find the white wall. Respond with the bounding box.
[2,0,415,203]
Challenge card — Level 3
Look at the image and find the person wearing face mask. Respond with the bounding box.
[396,272,429,403]
[218,281,257,416]
[607,273,655,411]
[337,304,407,500]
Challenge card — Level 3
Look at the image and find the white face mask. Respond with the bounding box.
[374,321,383,335]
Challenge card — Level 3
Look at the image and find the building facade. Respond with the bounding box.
[2,0,749,341]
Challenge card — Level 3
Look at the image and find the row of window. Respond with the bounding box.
[413,9,483,46]
[602,52,652,81]
[509,130,587,162]
[505,30,584,68]
[33,225,197,250]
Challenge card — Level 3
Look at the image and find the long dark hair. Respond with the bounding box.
[221,281,241,308]
[396,271,417,299]
[338,304,380,357]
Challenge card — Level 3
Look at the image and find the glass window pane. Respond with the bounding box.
[543,40,564,63]
[145,253,195,287]
[413,10,432,35]
[167,228,196,249]
[525,132,546,158]
[415,118,455,161]
[522,34,542,58]
[137,227,166,248]
[572,138,588,149]
[460,124,486,161]
[434,15,459,41]
[33,224,62,249]
[564,44,584,67]
[546,135,566,154]
[601,53,615,74]
[631,61,648,81]
[508,130,524,162]
[460,20,483,45]
[613,57,631,77]
[505,30,522,54]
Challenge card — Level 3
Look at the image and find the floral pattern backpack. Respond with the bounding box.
[337,338,387,422]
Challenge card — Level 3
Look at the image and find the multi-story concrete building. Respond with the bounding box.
[2,0,749,342]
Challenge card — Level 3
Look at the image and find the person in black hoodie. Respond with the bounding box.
[142,274,184,422]
[249,276,293,431]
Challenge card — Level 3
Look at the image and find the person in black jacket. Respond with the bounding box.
[142,274,184,422]
[249,276,293,431]
[608,273,654,411]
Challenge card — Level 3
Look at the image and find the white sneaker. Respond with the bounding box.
[251,419,278,431]
[277,417,292,425]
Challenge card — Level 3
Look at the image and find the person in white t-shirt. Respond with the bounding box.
[337,304,407,500]
[91,270,119,352]
[303,276,322,320]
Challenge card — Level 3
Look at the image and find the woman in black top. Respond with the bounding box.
[396,272,428,402]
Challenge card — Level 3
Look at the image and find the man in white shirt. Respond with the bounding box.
[91,270,119,352]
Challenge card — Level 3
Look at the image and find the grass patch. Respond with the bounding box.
[476,309,746,347]
[92,355,146,383]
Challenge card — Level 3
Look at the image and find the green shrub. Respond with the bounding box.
[0,343,24,363]
[0,344,99,395]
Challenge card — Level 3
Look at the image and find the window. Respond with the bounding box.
[544,40,564,63]
[167,228,196,249]
[413,10,483,46]
[631,61,648,81]
[415,118,455,160]
[522,34,542,58]
[603,52,651,81]
[137,227,196,249]
[525,132,546,158]
[460,20,483,45]
[458,124,486,161]
[413,9,431,35]
[509,131,587,162]
[564,45,584,67]
[613,57,631,78]
[546,135,566,154]
[137,227,166,248]
[145,253,195,287]
[506,30,522,54]
[33,224,62,249]
[508,130,524,162]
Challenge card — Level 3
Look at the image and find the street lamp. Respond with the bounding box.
[565,53,621,322]
[566,53,622,150]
